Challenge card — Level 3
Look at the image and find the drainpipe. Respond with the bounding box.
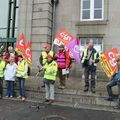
[51,0,59,50]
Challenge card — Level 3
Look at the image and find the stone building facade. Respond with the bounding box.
[1,0,119,77]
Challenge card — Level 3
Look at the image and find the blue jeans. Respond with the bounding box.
[0,77,3,95]
[107,79,120,98]
[6,81,14,97]
[17,77,25,97]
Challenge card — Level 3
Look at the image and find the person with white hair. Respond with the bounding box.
[4,56,17,97]
[5,46,18,64]
[81,42,99,93]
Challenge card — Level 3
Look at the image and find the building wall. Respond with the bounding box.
[18,0,120,77]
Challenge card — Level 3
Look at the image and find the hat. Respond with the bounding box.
[18,55,23,58]
[46,54,52,59]
[59,44,64,48]
[44,44,50,49]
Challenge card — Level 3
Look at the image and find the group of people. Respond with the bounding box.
[0,42,120,109]
[40,42,120,109]
[0,46,28,101]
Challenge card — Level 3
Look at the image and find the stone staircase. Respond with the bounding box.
[3,76,120,112]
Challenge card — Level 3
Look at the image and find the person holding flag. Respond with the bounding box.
[106,56,120,109]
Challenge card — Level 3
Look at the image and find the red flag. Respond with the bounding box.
[15,33,25,54]
[54,29,73,46]
[23,41,32,65]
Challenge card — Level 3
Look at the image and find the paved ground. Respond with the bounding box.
[0,99,120,120]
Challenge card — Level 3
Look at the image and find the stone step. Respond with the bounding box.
[2,76,119,112]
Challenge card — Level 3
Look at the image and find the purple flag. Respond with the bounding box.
[66,37,81,63]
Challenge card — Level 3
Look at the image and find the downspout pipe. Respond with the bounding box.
[51,0,59,50]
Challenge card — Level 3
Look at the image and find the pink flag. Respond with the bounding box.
[66,37,81,63]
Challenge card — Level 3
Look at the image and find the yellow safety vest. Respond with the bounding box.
[42,51,54,65]
[44,60,58,81]
[16,60,28,78]
[0,60,5,77]
[81,48,98,66]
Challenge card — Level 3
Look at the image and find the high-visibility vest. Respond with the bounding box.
[42,51,54,65]
[44,60,58,81]
[16,60,28,78]
[0,60,5,77]
[81,48,98,66]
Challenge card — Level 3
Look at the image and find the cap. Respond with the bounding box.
[46,54,52,59]
[44,44,50,49]
[18,55,23,58]
[59,44,64,48]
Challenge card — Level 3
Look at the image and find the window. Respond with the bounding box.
[81,0,104,21]
[80,38,103,54]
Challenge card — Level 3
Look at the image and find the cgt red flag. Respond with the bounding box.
[15,33,25,54]
[23,41,32,65]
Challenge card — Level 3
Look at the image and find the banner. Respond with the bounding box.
[100,48,118,78]
[23,41,32,65]
[15,33,25,54]
[66,37,81,63]
[54,29,73,46]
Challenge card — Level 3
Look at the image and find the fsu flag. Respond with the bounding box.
[15,33,25,54]
[23,41,32,65]
[54,29,73,46]
[100,48,118,78]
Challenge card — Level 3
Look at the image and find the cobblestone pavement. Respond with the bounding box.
[0,99,120,120]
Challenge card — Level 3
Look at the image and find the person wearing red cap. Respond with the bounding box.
[39,44,55,87]
[0,54,5,99]
[43,54,58,105]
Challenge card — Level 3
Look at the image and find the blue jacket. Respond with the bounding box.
[115,65,120,81]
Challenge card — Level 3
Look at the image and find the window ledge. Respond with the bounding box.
[76,20,108,26]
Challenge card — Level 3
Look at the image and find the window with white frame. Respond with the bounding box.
[80,38,103,54]
[81,0,104,21]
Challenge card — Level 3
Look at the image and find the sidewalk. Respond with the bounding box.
[3,75,119,112]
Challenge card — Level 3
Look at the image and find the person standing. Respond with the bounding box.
[43,54,58,105]
[4,56,17,97]
[0,54,5,99]
[56,45,70,89]
[39,44,55,87]
[16,55,28,101]
[106,57,120,109]
[81,42,99,93]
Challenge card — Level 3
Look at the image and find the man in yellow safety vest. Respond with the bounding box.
[43,54,58,105]
[39,44,55,87]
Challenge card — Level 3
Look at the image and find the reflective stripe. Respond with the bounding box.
[42,51,54,65]
[44,61,58,80]
[81,48,98,66]
[0,61,5,77]
[16,60,28,78]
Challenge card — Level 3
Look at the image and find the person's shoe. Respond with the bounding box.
[84,87,89,92]
[113,105,120,109]
[105,97,113,101]
[5,95,9,98]
[58,86,65,89]
[41,85,45,88]
[0,94,2,99]
[22,97,26,101]
[44,99,50,103]
[91,88,96,93]
[10,96,13,98]
[47,100,54,105]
